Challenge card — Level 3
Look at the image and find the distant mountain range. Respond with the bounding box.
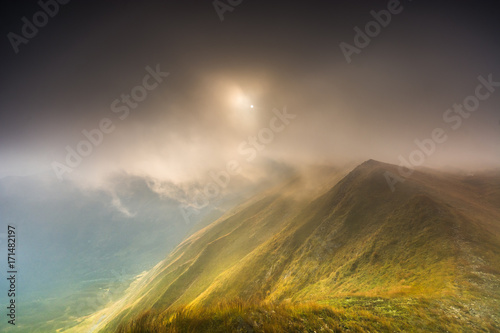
[73,160,500,332]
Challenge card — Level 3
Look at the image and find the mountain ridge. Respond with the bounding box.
[71,160,500,332]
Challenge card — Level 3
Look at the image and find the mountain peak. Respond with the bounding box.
[358,159,392,169]
[362,158,379,164]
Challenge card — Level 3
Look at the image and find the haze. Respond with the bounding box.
[1,0,499,189]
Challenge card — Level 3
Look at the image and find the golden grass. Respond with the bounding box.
[114,297,498,333]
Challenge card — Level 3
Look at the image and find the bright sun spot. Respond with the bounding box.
[250,105,254,108]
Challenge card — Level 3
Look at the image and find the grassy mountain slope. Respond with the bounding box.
[81,160,500,332]
[204,161,500,303]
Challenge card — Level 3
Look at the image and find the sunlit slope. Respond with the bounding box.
[82,165,347,332]
[98,160,500,332]
[196,160,500,304]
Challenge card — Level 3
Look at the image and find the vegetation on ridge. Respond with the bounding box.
[77,161,500,333]
[116,297,498,333]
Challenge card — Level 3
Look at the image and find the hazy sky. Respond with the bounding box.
[1,0,499,184]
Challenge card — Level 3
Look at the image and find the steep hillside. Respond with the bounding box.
[201,160,500,304]
[77,160,500,332]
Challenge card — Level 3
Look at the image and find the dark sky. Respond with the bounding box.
[1,0,499,183]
